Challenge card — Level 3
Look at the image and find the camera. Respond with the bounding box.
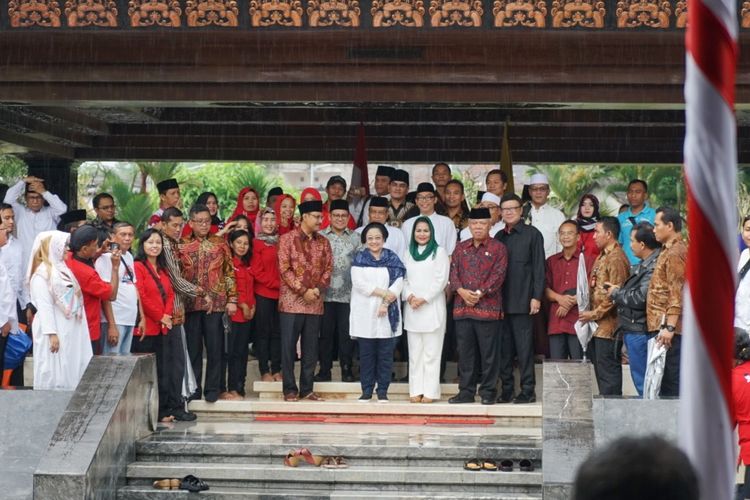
[109,242,120,251]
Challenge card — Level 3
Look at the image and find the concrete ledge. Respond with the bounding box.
[33,355,157,500]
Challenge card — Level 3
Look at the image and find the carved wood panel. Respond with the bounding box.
[9,0,63,27]
[64,0,118,26]
[128,0,182,26]
[551,0,605,27]
[307,0,360,25]
[371,0,425,26]
[615,0,669,28]
[250,0,303,25]
[674,0,686,27]
[186,0,239,25]
[428,0,483,26]
[492,0,546,27]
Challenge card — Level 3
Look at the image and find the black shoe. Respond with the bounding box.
[173,408,197,422]
[342,366,355,382]
[358,393,373,402]
[448,394,475,404]
[496,393,514,404]
[513,393,537,404]
[314,372,332,382]
[481,397,495,405]
[204,392,219,403]
[187,391,201,403]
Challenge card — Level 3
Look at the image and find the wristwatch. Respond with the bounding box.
[662,325,676,333]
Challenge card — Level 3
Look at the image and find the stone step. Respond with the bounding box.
[187,398,542,426]
[118,484,543,499]
[136,432,542,468]
[254,381,462,401]
[126,462,542,494]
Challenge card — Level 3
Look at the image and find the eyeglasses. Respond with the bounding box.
[500,206,522,212]
[330,213,349,219]
[416,195,435,202]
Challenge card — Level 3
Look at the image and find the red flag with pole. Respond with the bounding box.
[679,0,738,497]
[351,122,370,197]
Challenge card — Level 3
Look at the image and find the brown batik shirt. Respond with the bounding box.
[588,242,630,339]
[647,235,687,333]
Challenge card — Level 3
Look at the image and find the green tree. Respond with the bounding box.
[0,155,28,184]
[136,162,182,193]
[179,163,287,217]
[527,165,605,215]
[602,165,685,212]
[101,170,155,236]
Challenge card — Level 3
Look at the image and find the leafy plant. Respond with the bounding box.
[0,155,28,185]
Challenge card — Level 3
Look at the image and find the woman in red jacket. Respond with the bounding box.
[220,230,256,400]
[132,229,176,422]
[227,187,260,227]
[273,194,296,236]
[250,208,282,382]
[575,194,601,261]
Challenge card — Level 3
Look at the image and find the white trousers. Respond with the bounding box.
[408,327,445,400]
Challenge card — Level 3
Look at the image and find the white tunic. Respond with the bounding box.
[459,221,506,242]
[736,249,750,331]
[0,236,30,308]
[30,272,93,391]
[402,246,450,333]
[4,181,67,273]
[350,265,404,339]
[529,203,566,258]
[401,212,458,256]
[0,260,18,331]
[356,225,406,259]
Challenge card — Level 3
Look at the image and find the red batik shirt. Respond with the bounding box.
[448,238,508,321]
[178,233,237,312]
[277,228,333,315]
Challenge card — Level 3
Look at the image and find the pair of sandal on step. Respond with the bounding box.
[153,475,209,492]
[464,458,534,472]
[284,448,349,469]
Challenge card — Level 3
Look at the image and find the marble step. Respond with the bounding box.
[127,462,542,494]
[254,381,461,401]
[118,485,542,499]
[136,433,542,468]
[188,398,542,426]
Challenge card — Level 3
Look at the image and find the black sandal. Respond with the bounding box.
[463,459,482,471]
[519,458,535,472]
[179,474,209,492]
[499,459,514,472]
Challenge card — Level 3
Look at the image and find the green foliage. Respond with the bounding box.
[101,170,155,236]
[0,155,28,184]
[454,171,480,206]
[527,165,605,215]
[603,164,685,212]
[178,163,287,217]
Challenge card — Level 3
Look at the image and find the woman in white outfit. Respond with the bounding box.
[403,216,450,403]
[350,223,405,403]
[736,215,750,333]
[28,231,93,390]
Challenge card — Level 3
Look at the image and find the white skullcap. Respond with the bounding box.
[529,173,549,185]
[481,192,501,206]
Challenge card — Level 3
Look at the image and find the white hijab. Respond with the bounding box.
[27,230,84,320]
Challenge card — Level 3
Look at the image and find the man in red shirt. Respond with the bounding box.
[545,220,595,360]
[66,224,121,354]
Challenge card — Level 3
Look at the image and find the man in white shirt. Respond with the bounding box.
[527,173,566,259]
[96,222,139,355]
[0,203,31,325]
[459,192,505,242]
[356,196,406,258]
[351,165,394,227]
[401,183,457,257]
[3,176,67,274]
[0,226,20,381]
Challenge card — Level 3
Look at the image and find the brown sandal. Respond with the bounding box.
[321,456,338,469]
[297,448,324,466]
[152,479,180,490]
[409,395,423,403]
[284,452,301,467]
[333,456,349,469]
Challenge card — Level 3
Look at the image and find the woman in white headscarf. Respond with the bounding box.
[27,231,92,390]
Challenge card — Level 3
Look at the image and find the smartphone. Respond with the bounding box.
[603,283,611,290]
[109,242,120,251]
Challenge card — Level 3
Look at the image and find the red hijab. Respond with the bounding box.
[228,187,260,225]
[299,187,322,203]
[274,194,297,236]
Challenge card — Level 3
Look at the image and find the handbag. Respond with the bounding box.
[4,331,32,370]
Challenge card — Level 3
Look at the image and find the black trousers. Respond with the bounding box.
[499,313,536,399]
[660,334,681,397]
[280,312,321,397]
[440,299,457,381]
[549,334,584,360]
[185,311,223,400]
[223,320,252,395]
[255,295,281,375]
[591,336,623,396]
[456,319,501,400]
[319,302,353,374]
[132,328,183,416]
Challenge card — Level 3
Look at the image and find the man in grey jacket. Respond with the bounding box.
[605,221,660,396]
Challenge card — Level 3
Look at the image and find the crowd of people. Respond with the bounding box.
[1,164,747,421]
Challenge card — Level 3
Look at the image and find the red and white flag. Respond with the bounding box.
[351,122,370,197]
[680,0,738,497]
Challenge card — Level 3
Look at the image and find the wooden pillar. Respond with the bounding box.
[23,157,77,209]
